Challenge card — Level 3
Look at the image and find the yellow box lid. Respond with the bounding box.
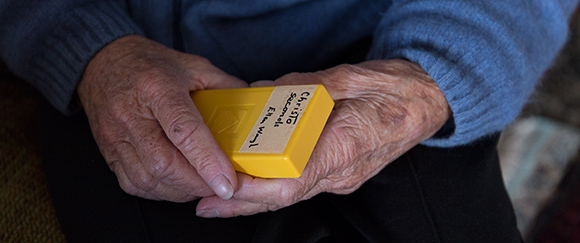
[190,85,334,178]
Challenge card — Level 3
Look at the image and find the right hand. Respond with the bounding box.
[196,60,450,217]
[77,35,248,202]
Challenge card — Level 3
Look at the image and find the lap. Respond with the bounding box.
[40,101,521,242]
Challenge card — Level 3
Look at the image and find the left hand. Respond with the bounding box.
[78,35,246,202]
[196,59,450,218]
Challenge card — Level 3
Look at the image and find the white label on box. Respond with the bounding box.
[239,85,318,154]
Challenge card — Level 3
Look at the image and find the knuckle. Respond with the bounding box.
[324,171,365,195]
[169,117,197,140]
[333,181,360,194]
[105,158,120,172]
[265,204,281,213]
[277,72,310,85]
[138,142,186,184]
[116,174,142,197]
[338,183,362,195]
[150,158,173,179]
[137,141,179,181]
[331,64,363,78]
[191,148,221,173]
[191,55,211,66]
[129,168,158,192]
[194,159,212,174]
[146,152,176,180]
[276,183,301,207]
[168,117,205,151]
[276,194,295,207]
[135,67,181,106]
[118,179,140,196]
[139,71,167,97]
[282,72,303,80]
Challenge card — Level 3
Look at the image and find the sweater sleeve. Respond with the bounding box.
[367,0,579,147]
[0,1,143,114]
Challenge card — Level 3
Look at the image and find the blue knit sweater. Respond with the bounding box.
[0,0,577,147]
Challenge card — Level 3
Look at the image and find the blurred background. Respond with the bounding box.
[498,10,580,242]
[2,11,580,243]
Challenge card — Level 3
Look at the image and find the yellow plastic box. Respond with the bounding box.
[190,85,334,178]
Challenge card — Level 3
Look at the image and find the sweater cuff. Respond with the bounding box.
[367,1,571,147]
[31,1,143,114]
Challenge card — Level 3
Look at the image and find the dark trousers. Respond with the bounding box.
[40,102,522,243]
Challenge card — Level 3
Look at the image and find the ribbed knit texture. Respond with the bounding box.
[368,0,579,146]
[1,0,578,146]
[0,1,143,114]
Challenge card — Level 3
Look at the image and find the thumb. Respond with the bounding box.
[153,91,237,200]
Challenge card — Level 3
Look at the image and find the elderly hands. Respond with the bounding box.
[77,35,247,202]
[196,59,450,217]
[78,35,450,216]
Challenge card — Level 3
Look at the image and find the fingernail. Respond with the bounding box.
[209,174,234,200]
[196,209,219,218]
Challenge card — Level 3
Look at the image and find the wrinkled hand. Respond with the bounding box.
[196,59,450,217]
[78,35,248,202]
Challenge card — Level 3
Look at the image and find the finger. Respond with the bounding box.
[112,158,161,201]
[103,148,160,200]
[196,196,271,218]
[189,61,248,90]
[227,173,321,206]
[117,163,199,202]
[272,68,353,101]
[195,119,341,217]
[249,80,275,87]
[195,172,324,218]
[203,73,248,89]
[125,117,215,197]
[115,141,200,201]
[151,92,237,200]
[104,142,156,200]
